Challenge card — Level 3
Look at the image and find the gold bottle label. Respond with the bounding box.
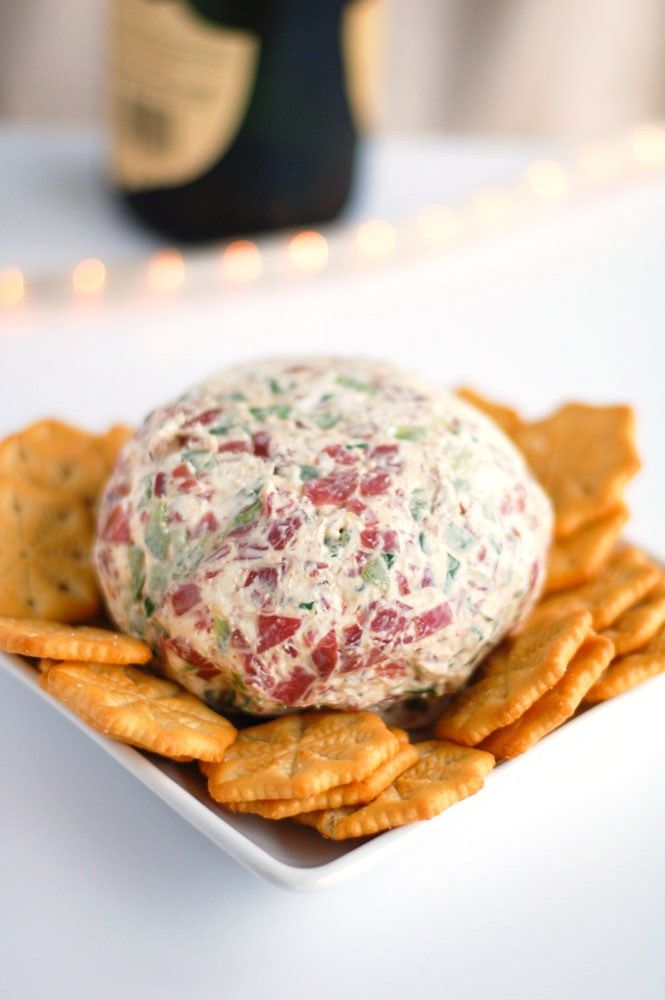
[109,0,259,190]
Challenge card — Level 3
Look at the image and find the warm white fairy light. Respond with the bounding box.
[146,249,185,294]
[0,268,25,308]
[416,204,459,246]
[579,141,623,183]
[5,123,665,312]
[222,240,262,284]
[632,123,665,169]
[72,257,106,295]
[289,230,329,273]
[356,219,397,258]
[470,186,515,228]
[526,159,570,200]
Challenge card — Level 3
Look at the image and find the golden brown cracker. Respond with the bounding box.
[513,403,640,538]
[0,477,100,621]
[456,387,523,436]
[206,712,399,803]
[0,617,151,664]
[585,622,665,703]
[40,660,237,761]
[544,505,628,593]
[98,424,133,473]
[296,740,495,840]
[602,577,665,656]
[0,419,110,507]
[481,635,614,758]
[434,610,592,746]
[534,547,660,631]
[227,734,418,819]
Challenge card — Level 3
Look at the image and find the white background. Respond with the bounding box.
[1,132,664,999]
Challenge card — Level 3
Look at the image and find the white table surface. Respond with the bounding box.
[1,126,665,1000]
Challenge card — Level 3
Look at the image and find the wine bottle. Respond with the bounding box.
[109,0,377,242]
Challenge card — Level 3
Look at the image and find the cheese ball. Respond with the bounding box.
[94,358,552,715]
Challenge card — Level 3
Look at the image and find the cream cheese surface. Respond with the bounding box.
[94,358,552,714]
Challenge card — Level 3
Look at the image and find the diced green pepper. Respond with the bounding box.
[395,426,426,442]
[409,487,428,521]
[128,545,146,601]
[214,616,230,649]
[324,527,351,556]
[300,464,320,481]
[145,502,170,560]
[360,557,390,589]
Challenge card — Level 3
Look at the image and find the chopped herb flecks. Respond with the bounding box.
[409,488,428,521]
[335,374,376,394]
[299,601,315,611]
[129,545,146,601]
[300,464,320,481]
[395,425,426,442]
[324,527,351,556]
[214,616,230,648]
[314,411,341,430]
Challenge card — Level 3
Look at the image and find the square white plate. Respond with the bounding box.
[4,645,664,891]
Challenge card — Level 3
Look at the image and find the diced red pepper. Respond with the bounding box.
[256,614,302,653]
[231,628,250,650]
[218,440,250,454]
[252,430,271,458]
[312,628,338,678]
[421,565,436,588]
[344,622,363,646]
[271,667,314,705]
[360,468,392,497]
[100,505,131,543]
[191,511,218,537]
[172,463,191,478]
[182,407,223,428]
[171,583,202,616]
[369,604,409,637]
[322,443,357,465]
[244,566,279,589]
[303,469,359,507]
[370,443,399,460]
[153,472,167,498]
[396,571,410,596]
[413,603,452,640]
[163,636,218,673]
[375,660,407,678]
[267,514,302,550]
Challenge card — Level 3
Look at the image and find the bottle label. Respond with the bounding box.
[342,0,384,132]
[110,0,259,190]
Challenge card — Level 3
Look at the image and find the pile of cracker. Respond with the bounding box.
[0,400,663,844]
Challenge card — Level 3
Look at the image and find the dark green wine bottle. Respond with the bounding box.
[110,0,364,242]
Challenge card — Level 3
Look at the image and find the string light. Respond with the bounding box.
[471,186,515,228]
[222,240,262,284]
[0,268,25,308]
[71,257,106,295]
[356,219,397,258]
[146,249,185,294]
[526,159,570,200]
[289,230,329,273]
[4,123,665,312]
[632,123,665,169]
[416,204,459,246]
[579,141,623,183]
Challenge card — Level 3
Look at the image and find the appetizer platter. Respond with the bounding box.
[1,356,663,889]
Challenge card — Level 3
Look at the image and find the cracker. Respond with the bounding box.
[544,505,628,593]
[513,403,640,538]
[98,424,133,473]
[602,577,665,655]
[456,387,523,436]
[206,712,399,802]
[0,617,151,664]
[227,731,418,819]
[0,419,110,506]
[585,622,665,703]
[296,740,495,840]
[534,547,660,631]
[40,661,237,761]
[434,610,592,745]
[481,635,614,758]
[0,477,100,621]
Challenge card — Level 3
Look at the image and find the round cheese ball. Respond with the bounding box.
[95,358,552,715]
